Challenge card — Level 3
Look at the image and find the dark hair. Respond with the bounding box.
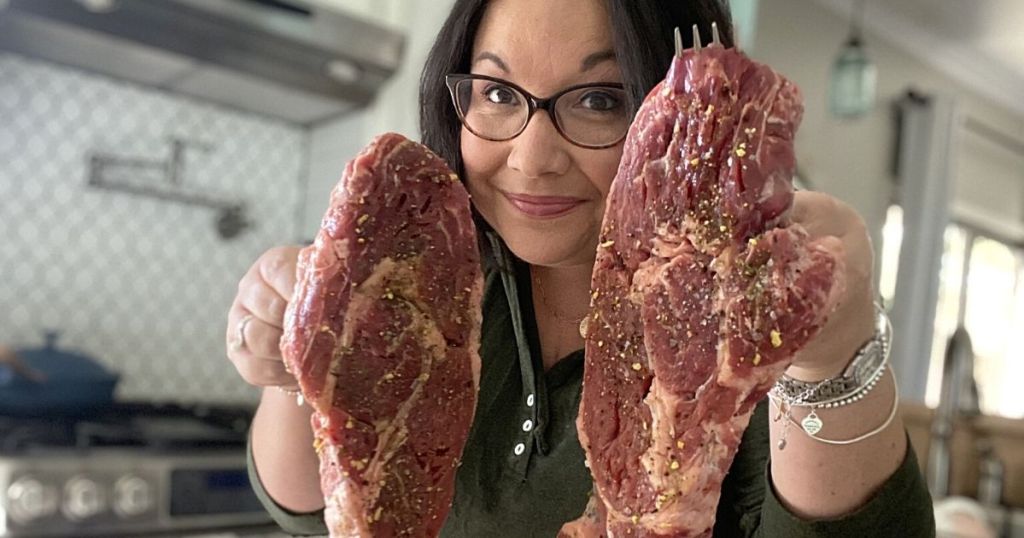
[418,0,734,267]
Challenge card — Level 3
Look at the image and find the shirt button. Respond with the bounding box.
[522,419,533,432]
[513,443,525,456]
[526,394,535,407]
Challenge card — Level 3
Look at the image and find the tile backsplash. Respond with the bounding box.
[0,53,308,405]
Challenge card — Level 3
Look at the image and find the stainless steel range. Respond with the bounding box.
[0,403,279,537]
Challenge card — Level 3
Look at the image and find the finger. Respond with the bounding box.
[238,278,288,330]
[790,193,872,290]
[233,353,295,387]
[258,246,302,302]
[790,191,850,239]
[226,301,251,352]
[226,306,294,387]
[229,308,285,360]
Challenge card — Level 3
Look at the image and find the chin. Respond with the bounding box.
[475,195,603,268]
[499,225,598,268]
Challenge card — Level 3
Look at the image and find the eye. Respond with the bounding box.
[578,90,622,112]
[483,84,520,105]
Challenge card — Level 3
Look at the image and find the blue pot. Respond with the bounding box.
[0,331,120,416]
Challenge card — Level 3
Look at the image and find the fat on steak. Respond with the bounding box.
[561,41,845,538]
[281,133,482,538]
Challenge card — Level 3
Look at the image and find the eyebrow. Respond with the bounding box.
[472,52,510,73]
[581,50,616,72]
[472,49,617,74]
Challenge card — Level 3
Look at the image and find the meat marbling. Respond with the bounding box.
[281,133,482,538]
[561,41,845,538]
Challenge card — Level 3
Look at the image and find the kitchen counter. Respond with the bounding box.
[901,401,1024,509]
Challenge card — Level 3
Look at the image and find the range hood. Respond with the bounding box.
[0,0,406,125]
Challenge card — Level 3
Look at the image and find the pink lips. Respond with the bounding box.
[502,192,585,218]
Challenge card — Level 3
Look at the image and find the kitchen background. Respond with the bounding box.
[0,0,1022,536]
[0,51,305,403]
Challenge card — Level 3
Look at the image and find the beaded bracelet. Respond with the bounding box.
[770,304,892,409]
[275,385,305,406]
[770,369,899,448]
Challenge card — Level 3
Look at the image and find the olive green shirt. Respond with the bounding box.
[248,233,935,537]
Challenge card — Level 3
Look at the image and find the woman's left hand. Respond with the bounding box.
[785,191,878,381]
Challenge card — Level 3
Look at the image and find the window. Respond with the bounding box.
[880,206,1024,417]
[963,237,1022,417]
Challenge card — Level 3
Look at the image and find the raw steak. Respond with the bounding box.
[562,40,845,537]
[281,133,483,538]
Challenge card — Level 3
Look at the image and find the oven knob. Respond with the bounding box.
[7,477,59,524]
[113,475,153,517]
[62,476,106,520]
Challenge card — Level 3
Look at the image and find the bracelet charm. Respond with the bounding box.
[770,304,896,449]
[801,411,823,435]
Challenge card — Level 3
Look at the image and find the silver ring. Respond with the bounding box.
[230,314,254,352]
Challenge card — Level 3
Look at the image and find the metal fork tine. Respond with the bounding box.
[711,22,721,46]
[692,24,702,52]
[674,26,683,57]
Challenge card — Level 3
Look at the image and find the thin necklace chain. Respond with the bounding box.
[533,272,588,325]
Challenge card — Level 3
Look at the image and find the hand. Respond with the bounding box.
[226,245,303,390]
[786,191,877,381]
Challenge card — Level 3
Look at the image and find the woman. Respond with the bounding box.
[227,0,935,536]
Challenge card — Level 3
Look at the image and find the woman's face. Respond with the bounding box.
[462,0,625,269]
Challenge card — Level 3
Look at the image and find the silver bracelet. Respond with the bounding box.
[769,304,891,408]
[770,360,887,411]
[771,376,832,450]
[770,368,899,448]
[817,365,886,409]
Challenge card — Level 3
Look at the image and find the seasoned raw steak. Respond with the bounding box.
[563,41,845,537]
[281,133,482,538]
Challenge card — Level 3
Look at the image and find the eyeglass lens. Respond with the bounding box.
[453,77,629,148]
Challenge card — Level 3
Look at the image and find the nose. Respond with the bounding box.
[506,111,571,179]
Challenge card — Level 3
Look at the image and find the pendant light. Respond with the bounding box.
[829,0,877,118]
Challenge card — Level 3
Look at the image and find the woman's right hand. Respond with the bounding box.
[226,245,303,391]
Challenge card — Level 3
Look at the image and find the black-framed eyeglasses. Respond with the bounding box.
[445,74,630,149]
